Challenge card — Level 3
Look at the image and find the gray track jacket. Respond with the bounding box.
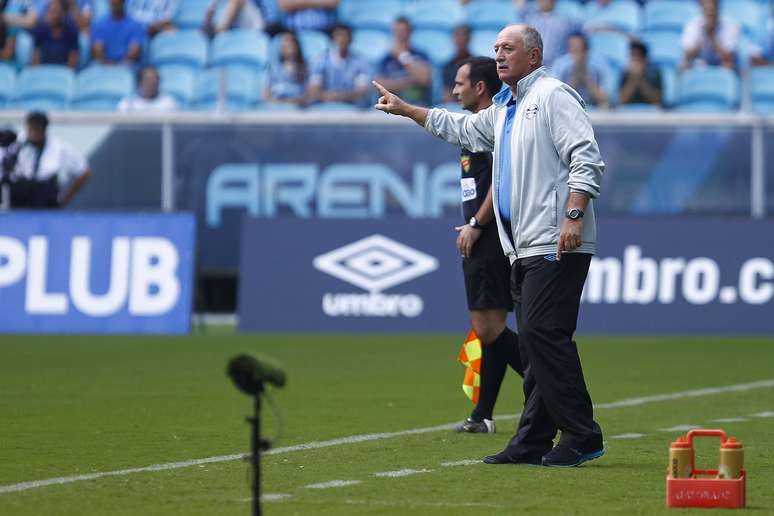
[424,67,604,262]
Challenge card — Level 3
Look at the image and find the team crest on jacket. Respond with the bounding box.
[525,104,539,119]
[461,155,471,174]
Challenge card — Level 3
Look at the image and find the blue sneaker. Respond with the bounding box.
[541,444,605,467]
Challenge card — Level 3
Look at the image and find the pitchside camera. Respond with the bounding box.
[227,354,286,394]
[226,353,286,516]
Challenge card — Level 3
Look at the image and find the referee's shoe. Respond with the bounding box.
[454,418,495,433]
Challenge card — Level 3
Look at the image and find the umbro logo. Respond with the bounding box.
[313,235,439,293]
[525,104,539,119]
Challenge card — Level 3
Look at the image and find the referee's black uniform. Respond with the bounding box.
[460,147,523,425]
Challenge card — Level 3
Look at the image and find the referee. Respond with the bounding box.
[451,57,523,434]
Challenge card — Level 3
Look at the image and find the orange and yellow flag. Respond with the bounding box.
[457,329,482,404]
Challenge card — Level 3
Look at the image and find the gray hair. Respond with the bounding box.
[522,26,543,55]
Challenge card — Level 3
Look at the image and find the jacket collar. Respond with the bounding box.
[494,66,548,106]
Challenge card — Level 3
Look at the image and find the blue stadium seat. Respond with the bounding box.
[412,30,455,65]
[13,65,74,110]
[339,0,403,32]
[0,64,16,106]
[306,102,360,112]
[555,0,585,22]
[92,0,109,20]
[173,0,211,30]
[192,66,265,111]
[721,0,763,39]
[644,0,700,33]
[404,0,465,31]
[676,66,740,111]
[433,101,465,113]
[585,0,641,33]
[254,102,301,112]
[660,65,677,107]
[470,29,499,58]
[210,30,270,69]
[73,65,134,111]
[750,66,774,113]
[464,1,519,31]
[641,31,682,68]
[15,30,33,68]
[79,32,91,69]
[616,103,662,112]
[150,30,208,70]
[351,30,392,64]
[589,31,629,72]
[158,65,197,108]
[297,30,331,62]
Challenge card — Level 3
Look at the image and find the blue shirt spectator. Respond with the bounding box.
[374,17,433,106]
[126,0,176,35]
[279,0,338,33]
[32,0,79,68]
[265,31,307,105]
[308,23,369,105]
[552,33,609,108]
[751,17,774,66]
[520,0,580,68]
[92,0,146,64]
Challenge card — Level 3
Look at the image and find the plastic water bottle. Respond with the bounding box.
[669,436,692,478]
[718,437,744,479]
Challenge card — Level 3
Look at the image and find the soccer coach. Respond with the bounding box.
[373,24,605,467]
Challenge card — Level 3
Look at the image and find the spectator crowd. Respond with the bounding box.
[0,0,772,112]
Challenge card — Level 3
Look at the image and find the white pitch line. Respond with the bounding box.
[374,469,432,478]
[305,480,361,489]
[440,459,481,467]
[610,433,647,440]
[712,417,747,423]
[752,411,774,418]
[659,424,700,432]
[261,493,291,501]
[2,377,773,495]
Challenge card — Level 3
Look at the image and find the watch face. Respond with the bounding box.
[568,209,580,219]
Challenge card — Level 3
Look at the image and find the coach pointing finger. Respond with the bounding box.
[374,25,606,468]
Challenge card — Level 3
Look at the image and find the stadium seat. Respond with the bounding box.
[339,0,403,32]
[351,30,392,64]
[470,29,499,58]
[750,66,774,113]
[92,0,108,19]
[404,0,465,31]
[676,66,740,111]
[73,65,134,111]
[412,30,455,65]
[15,30,32,68]
[616,103,662,112]
[643,0,700,33]
[79,32,91,69]
[192,66,265,111]
[254,102,301,112]
[555,0,585,22]
[297,30,331,62]
[306,102,360,112]
[433,101,465,113]
[464,1,519,31]
[589,31,629,72]
[158,65,197,108]
[173,0,211,30]
[584,0,641,33]
[660,65,677,108]
[210,30,270,69]
[149,30,208,70]
[640,31,682,69]
[721,0,763,39]
[13,65,74,110]
[0,64,15,107]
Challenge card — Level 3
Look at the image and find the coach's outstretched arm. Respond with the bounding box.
[372,81,496,154]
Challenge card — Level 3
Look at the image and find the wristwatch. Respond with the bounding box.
[469,216,484,229]
[566,208,585,220]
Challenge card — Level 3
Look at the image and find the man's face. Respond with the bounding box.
[26,125,45,147]
[453,64,479,111]
[332,27,352,52]
[494,26,537,86]
[568,35,587,63]
[393,20,411,46]
[702,0,718,25]
[452,26,470,52]
[46,0,64,25]
[538,0,556,13]
[110,0,124,16]
[140,68,160,99]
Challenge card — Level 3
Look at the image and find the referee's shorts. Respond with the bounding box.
[462,224,513,312]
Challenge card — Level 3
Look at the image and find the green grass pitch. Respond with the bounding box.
[1,332,774,515]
